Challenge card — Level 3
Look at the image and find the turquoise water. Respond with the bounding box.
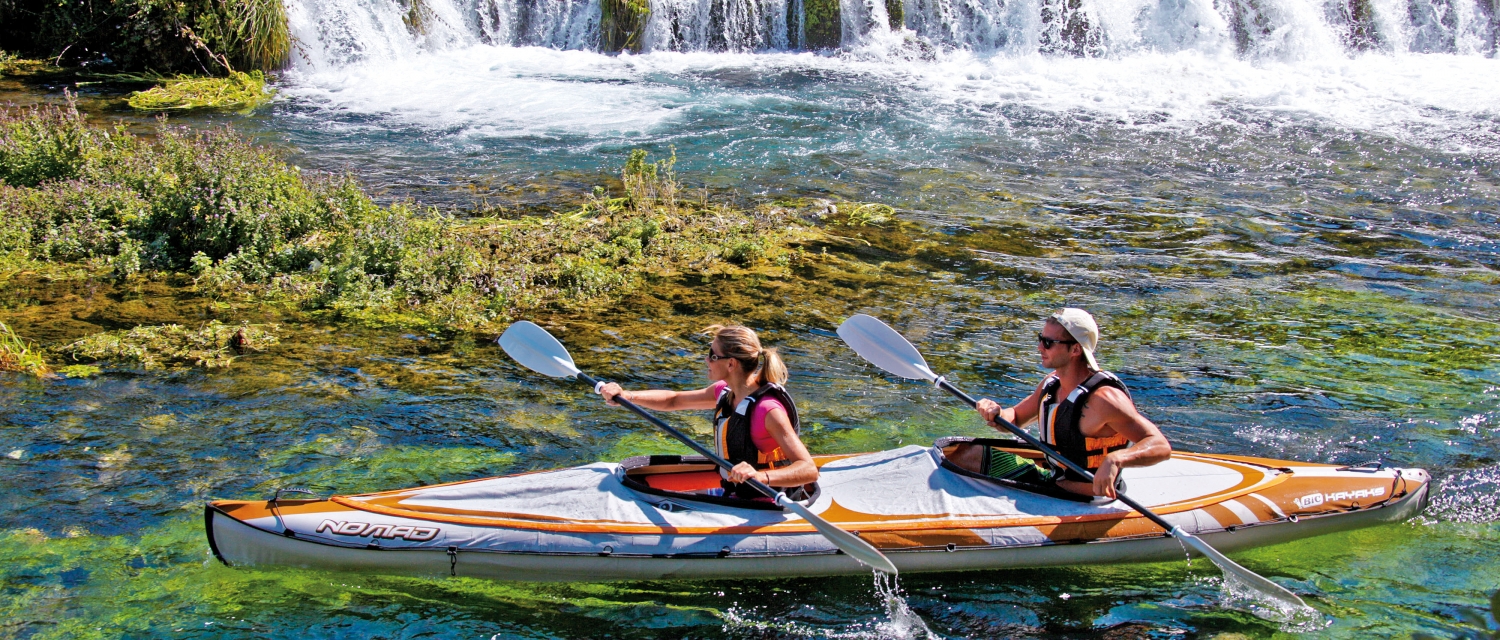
[5,22,1500,639]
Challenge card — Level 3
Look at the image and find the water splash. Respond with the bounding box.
[1216,570,1328,632]
[1426,464,1500,524]
[720,572,936,639]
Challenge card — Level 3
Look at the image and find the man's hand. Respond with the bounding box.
[1093,452,1122,499]
[976,398,1011,426]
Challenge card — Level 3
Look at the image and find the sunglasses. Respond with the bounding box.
[1037,334,1077,349]
[706,347,730,362]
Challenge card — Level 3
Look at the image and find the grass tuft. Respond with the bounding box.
[126,70,273,112]
[0,321,50,377]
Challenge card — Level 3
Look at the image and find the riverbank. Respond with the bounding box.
[0,99,924,372]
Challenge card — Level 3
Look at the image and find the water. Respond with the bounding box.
[3,0,1500,636]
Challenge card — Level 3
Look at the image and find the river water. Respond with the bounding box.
[3,0,1500,636]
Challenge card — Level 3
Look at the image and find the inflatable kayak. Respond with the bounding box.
[205,437,1430,581]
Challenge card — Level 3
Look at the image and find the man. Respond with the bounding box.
[952,308,1171,498]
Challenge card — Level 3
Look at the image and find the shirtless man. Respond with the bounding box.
[952,308,1171,498]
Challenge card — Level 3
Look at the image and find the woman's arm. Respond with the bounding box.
[726,406,819,487]
[597,382,719,411]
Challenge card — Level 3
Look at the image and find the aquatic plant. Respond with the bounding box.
[126,70,274,112]
[0,320,50,377]
[58,321,279,369]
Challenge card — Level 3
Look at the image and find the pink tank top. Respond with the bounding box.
[711,380,786,457]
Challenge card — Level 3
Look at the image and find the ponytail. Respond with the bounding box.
[703,324,788,385]
[760,347,788,385]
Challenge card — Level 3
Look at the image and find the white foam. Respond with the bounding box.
[278,43,1500,158]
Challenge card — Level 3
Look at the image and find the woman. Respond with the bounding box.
[597,324,818,499]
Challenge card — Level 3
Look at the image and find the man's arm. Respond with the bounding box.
[976,381,1045,431]
[1087,386,1171,498]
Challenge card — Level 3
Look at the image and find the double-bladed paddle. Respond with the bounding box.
[836,314,1307,610]
[499,321,899,576]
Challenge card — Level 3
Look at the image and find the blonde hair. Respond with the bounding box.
[704,324,788,385]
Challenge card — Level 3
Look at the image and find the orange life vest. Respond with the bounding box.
[1039,371,1132,482]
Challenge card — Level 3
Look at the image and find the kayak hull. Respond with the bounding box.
[206,443,1432,582]
[207,477,1427,581]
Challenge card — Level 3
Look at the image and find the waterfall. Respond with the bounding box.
[282,0,1499,67]
[641,0,792,51]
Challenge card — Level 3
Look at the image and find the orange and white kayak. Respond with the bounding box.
[205,437,1430,581]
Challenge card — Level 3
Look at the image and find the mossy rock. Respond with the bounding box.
[601,0,650,53]
[886,0,904,30]
[126,71,274,113]
[804,0,842,49]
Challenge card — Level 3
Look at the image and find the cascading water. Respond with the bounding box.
[282,0,1499,62]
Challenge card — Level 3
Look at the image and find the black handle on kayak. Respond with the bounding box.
[575,372,783,502]
[934,377,1177,535]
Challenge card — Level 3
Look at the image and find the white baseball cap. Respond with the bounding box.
[1050,308,1100,371]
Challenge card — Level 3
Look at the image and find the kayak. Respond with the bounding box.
[205,437,1431,581]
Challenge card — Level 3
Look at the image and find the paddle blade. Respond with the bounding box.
[499,321,582,379]
[781,499,899,575]
[837,315,938,382]
[1174,528,1308,612]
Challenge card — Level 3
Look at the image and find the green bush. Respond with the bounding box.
[0,0,289,73]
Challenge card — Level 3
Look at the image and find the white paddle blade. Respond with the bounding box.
[837,315,938,381]
[1174,528,1308,610]
[499,321,582,379]
[780,500,898,575]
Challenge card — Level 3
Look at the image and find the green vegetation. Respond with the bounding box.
[58,321,278,369]
[0,320,50,377]
[1111,287,1500,411]
[0,102,822,333]
[0,0,290,73]
[126,70,273,112]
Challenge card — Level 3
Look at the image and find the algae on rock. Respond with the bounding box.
[59,321,279,369]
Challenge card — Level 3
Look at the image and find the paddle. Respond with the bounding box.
[836,314,1307,609]
[499,321,899,576]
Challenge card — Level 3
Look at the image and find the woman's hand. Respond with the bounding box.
[597,382,628,406]
[726,461,767,485]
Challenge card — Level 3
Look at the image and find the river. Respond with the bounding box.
[2,0,1499,636]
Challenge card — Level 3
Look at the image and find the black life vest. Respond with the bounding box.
[1039,370,1133,482]
[712,383,811,500]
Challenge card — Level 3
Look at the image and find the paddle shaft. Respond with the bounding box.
[574,372,783,501]
[934,378,1179,535]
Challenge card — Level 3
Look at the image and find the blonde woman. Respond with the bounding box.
[597,325,818,499]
